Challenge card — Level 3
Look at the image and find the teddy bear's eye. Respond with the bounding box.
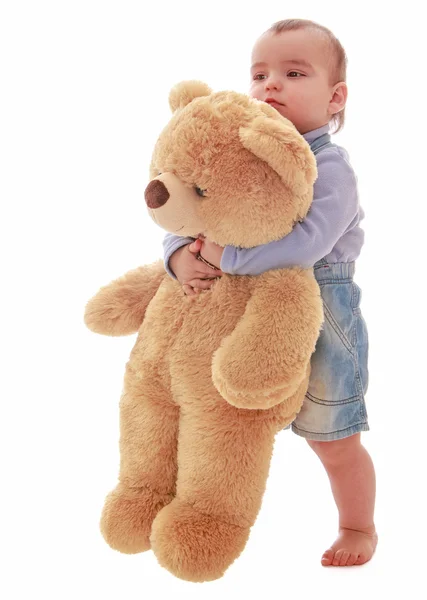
[195,186,207,197]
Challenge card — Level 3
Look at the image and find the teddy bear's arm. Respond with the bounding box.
[212,269,323,409]
[84,260,166,336]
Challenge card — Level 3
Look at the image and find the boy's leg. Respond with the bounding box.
[307,433,378,567]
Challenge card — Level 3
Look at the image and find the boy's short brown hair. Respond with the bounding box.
[267,19,348,134]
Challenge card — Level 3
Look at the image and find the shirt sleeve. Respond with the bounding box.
[220,148,359,274]
[162,233,195,279]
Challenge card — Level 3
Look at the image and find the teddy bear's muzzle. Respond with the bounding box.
[145,180,170,209]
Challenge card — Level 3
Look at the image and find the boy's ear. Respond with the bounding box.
[328,81,348,117]
[169,80,212,112]
[239,116,317,193]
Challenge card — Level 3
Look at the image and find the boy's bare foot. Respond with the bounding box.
[321,526,378,567]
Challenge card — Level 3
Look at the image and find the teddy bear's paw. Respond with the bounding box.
[212,367,305,410]
[100,483,174,554]
[150,499,250,582]
[212,349,309,410]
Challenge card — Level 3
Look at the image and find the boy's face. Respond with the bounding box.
[250,29,343,134]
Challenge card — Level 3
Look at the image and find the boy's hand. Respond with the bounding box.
[169,239,223,296]
[196,237,225,270]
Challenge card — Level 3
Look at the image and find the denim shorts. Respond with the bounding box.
[287,259,370,441]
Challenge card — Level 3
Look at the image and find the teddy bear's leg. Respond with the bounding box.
[100,370,179,554]
[150,402,277,582]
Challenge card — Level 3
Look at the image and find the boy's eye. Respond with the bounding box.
[253,73,266,80]
[195,186,207,197]
[288,71,304,78]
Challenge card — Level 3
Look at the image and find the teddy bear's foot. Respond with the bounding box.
[100,483,174,554]
[150,498,250,582]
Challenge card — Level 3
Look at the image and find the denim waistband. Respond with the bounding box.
[313,258,355,282]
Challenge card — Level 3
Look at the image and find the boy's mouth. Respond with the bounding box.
[265,98,284,106]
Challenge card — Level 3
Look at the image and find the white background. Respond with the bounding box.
[1,1,425,598]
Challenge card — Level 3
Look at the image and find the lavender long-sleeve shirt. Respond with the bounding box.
[162,124,364,277]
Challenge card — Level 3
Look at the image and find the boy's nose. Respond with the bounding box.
[265,78,282,91]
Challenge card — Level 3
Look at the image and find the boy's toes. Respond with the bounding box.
[339,551,351,566]
[346,553,359,566]
[332,549,345,566]
[321,549,334,566]
[355,553,367,565]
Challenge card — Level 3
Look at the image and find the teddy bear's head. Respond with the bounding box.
[144,81,317,248]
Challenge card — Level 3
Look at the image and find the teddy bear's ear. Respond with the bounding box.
[239,116,317,193]
[168,80,212,112]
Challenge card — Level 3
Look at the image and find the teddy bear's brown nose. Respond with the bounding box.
[145,180,170,209]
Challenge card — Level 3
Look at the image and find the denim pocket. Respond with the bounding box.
[307,284,359,404]
[319,282,356,353]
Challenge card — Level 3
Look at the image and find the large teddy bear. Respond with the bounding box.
[84,81,323,582]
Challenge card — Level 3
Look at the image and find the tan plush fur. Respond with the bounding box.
[84,81,324,582]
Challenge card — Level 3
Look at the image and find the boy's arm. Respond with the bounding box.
[163,233,195,278]
[221,150,359,274]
